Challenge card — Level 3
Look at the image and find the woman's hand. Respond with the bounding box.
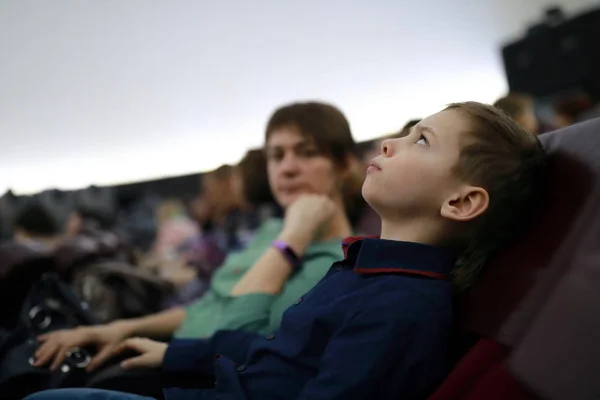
[35,322,131,372]
[280,195,336,252]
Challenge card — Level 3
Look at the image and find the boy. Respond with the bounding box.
[27,102,546,400]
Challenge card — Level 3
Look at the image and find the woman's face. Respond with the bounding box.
[265,125,345,209]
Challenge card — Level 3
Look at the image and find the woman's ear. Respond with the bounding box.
[441,186,489,222]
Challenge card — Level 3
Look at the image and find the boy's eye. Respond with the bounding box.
[416,135,429,147]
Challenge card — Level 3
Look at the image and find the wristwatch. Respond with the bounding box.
[272,240,302,272]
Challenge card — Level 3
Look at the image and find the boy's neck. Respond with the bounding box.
[379,219,438,246]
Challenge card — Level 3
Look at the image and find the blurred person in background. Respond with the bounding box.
[33,102,358,397]
[65,206,118,238]
[163,151,280,306]
[177,165,242,273]
[12,202,61,250]
[494,93,539,134]
[186,149,280,268]
[150,199,199,267]
[554,92,593,128]
[191,165,240,232]
[116,194,160,260]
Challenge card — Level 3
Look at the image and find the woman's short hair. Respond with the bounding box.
[265,101,356,167]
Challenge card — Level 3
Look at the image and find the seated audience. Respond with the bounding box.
[150,199,199,268]
[12,202,61,250]
[27,101,547,400]
[65,206,117,238]
[493,93,539,134]
[183,158,271,276]
[32,101,357,383]
[117,194,160,255]
[553,92,593,128]
[163,152,280,307]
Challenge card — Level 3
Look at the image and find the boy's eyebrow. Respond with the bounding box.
[419,126,437,139]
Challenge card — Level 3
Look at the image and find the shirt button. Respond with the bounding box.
[265,334,275,341]
[236,365,246,372]
[294,297,303,305]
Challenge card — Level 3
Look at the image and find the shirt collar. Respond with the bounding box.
[341,236,455,280]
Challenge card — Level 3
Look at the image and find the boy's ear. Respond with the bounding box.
[441,186,489,222]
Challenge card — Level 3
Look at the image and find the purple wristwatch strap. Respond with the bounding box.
[272,240,302,272]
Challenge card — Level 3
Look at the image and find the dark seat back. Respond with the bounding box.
[508,207,600,400]
[430,118,600,400]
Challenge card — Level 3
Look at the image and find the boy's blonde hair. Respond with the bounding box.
[446,102,547,291]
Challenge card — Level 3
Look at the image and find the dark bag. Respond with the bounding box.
[72,261,173,323]
[0,274,98,400]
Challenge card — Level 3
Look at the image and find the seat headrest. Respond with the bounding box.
[458,118,600,341]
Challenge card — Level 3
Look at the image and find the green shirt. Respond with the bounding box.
[175,218,343,338]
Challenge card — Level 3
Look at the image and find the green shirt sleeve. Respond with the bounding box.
[174,217,345,339]
[214,241,343,335]
[215,293,276,334]
[175,219,285,339]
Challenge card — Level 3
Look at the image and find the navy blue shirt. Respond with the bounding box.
[163,237,455,400]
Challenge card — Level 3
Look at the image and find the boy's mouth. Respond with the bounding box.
[367,160,381,173]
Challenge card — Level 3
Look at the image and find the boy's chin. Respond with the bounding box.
[362,190,404,219]
[361,190,383,214]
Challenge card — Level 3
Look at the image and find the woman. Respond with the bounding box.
[32,102,358,395]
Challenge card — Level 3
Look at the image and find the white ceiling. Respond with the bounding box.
[0,0,597,194]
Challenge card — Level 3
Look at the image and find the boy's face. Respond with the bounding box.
[362,109,471,220]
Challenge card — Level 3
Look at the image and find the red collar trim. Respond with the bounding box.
[341,235,379,258]
[341,236,452,281]
[353,267,449,280]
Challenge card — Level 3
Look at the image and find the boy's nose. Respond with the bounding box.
[381,139,392,156]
